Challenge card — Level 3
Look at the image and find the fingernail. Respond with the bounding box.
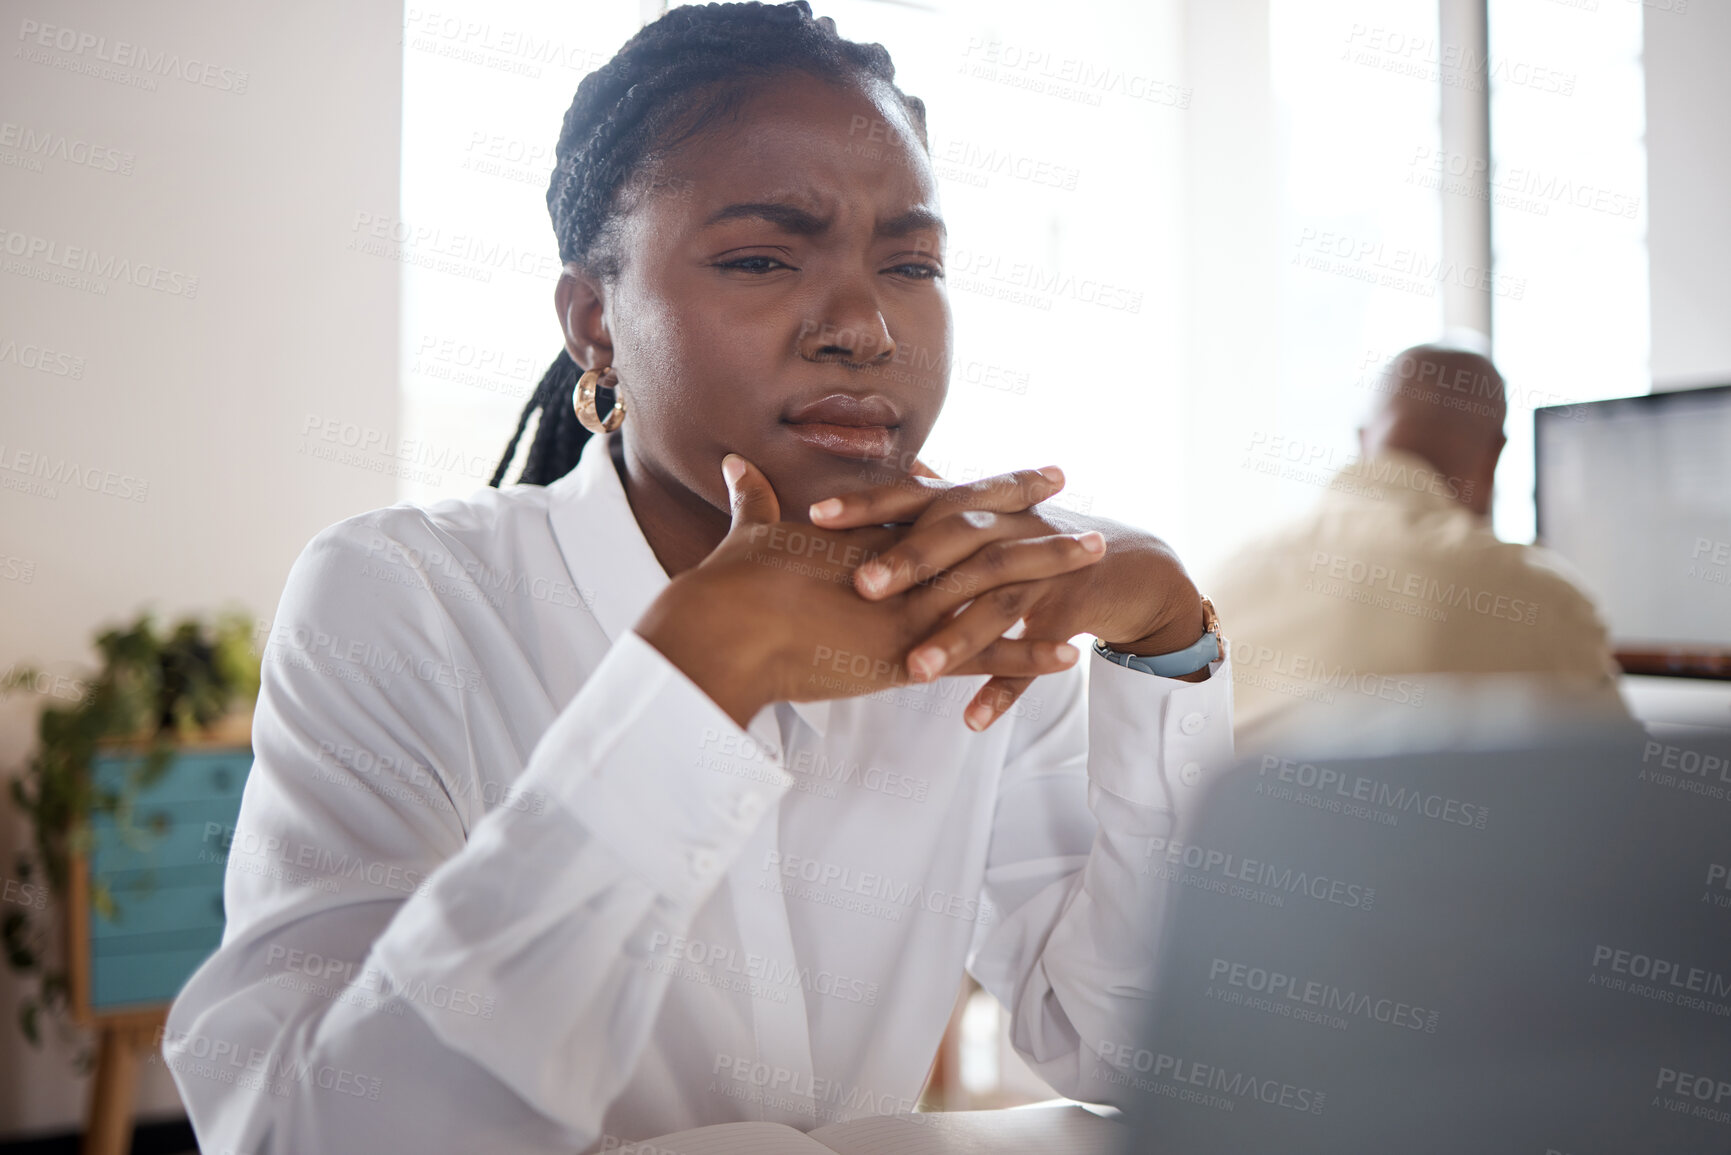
[965,702,992,731]
[810,498,844,521]
[857,562,888,595]
[1055,642,1080,664]
[908,645,946,681]
[1038,466,1065,487]
[1077,532,1105,555]
[721,454,746,486]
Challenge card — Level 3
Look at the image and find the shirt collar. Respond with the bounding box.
[546,431,830,739]
[1323,447,1482,518]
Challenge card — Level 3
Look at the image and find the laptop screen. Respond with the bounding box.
[1110,725,1731,1152]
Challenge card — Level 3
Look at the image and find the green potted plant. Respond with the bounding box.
[2,610,261,1053]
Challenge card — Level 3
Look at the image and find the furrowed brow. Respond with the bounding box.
[875,207,946,240]
[704,202,830,235]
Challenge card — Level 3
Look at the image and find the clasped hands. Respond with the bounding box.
[635,453,1207,733]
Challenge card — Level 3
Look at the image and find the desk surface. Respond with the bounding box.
[1620,673,1731,730]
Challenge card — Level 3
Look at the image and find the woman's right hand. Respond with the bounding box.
[634,453,1108,729]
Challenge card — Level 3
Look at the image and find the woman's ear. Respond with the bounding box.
[554,262,613,371]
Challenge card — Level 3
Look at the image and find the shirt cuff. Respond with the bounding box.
[523,629,794,907]
[1086,643,1235,809]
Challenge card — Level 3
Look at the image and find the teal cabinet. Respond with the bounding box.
[76,747,252,1016]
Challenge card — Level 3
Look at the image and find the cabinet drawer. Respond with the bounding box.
[89,797,246,873]
[90,939,222,1009]
[92,748,252,805]
[90,880,227,940]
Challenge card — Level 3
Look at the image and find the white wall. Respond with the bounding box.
[0,0,402,1137]
[1644,0,1731,389]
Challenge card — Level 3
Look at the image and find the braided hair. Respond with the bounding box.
[489,1,929,488]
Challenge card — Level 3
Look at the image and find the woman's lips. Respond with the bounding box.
[781,422,896,459]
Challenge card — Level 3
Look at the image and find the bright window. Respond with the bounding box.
[1487,0,1648,543]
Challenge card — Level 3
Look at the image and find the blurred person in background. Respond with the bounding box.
[1209,343,1626,750]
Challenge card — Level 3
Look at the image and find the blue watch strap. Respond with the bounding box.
[1093,597,1225,677]
[1094,631,1219,677]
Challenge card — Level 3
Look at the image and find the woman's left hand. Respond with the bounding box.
[808,465,1208,731]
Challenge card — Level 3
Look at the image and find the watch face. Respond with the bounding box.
[1200,596,1225,647]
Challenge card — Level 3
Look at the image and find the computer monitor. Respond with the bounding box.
[1535,385,1731,677]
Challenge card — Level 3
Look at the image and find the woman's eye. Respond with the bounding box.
[887,263,943,280]
[716,256,791,273]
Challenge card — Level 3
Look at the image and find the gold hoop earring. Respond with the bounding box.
[574,365,626,434]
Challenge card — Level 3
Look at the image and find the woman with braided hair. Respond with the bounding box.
[164,4,1232,1151]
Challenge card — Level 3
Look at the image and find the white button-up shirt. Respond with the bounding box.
[162,431,1233,1154]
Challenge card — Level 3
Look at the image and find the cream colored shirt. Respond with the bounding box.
[1207,449,1624,749]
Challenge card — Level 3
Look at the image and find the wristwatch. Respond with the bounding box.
[1093,597,1224,678]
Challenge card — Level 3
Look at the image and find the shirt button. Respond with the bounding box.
[1179,761,1202,787]
[1180,711,1206,736]
[690,849,721,878]
[735,793,765,822]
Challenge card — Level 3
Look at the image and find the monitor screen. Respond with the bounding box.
[1535,386,1731,664]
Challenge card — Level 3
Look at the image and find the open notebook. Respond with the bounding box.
[618,1101,1124,1155]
